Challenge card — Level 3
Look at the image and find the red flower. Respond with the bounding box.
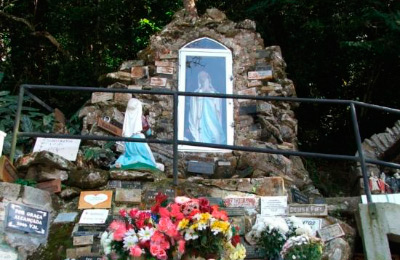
[231,235,241,246]
[129,245,142,257]
[198,197,211,213]
[170,204,184,221]
[211,205,228,221]
[178,239,185,254]
[109,221,127,241]
[119,208,127,217]
[159,207,170,218]
[129,208,139,218]
[155,192,168,204]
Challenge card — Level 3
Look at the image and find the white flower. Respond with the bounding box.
[295,225,313,236]
[125,229,137,237]
[292,255,296,259]
[138,226,155,242]
[100,231,113,255]
[123,234,139,249]
[184,229,199,240]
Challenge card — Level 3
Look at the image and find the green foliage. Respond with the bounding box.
[0,91,54,157]
[14,178,37,187]
[257,227,287,259]
[282,237,323,260]
[83,142,115,162]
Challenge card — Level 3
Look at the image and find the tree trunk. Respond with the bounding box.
[183,0,198,17]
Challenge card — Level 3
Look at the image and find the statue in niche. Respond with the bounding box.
[188,70,226,144]
[113,98,159,171]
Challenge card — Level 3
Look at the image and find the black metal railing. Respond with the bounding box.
[9,84,400,203]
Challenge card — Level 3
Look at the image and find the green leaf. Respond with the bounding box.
[21,115,33,132]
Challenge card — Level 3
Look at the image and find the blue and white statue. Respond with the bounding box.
[113,98,158,171]
[188,70,226,144]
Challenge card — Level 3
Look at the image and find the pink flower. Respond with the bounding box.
[129,208,139,218]
[159,207,170,218]
[178,239,185,254]
[170,204,184,221]
[119,208,127,217]
[158,217,179,238]
[109,221,127,241]
[211,205,228,221]
[129,245,142,257]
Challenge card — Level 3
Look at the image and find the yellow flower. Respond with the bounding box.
[211,220,230,234]
[229,244,246,260]
[178,219,189,230]
[190,223,199,230]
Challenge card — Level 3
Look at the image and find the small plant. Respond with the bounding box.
[14,178,37,187]
[281,235,323,260]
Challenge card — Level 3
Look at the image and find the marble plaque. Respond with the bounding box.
[150,77,167,87]
[73,235,94,246]
[54,212,78,223]
[79,209,109,224]
[91,92,113,104]
[6,203,49,236]
[33,138,81,161]
[224,197,259,208]
[317,223,345,242]
[288,204,328,217]
[260,196,287,216]
[248,70,273,80]
[291,188,309,204]
[115,188,141,204]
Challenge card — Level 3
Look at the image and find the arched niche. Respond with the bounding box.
[178,37,234,152]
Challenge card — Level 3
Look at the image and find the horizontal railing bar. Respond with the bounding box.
[178,140,359,161]
[22,85,400,115]
[365,158,400,170]
[19,132,358,161]
[18,132,173,145]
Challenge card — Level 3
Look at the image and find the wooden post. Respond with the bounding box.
[183,0,198,17]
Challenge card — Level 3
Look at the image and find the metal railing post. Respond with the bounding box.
[173,92,179,186]
[10,86,25,162]
[350,103,373,203]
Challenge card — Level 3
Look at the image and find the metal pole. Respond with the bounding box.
[173,93,179,186]
[350,103,373,203]
[10,86,25,162]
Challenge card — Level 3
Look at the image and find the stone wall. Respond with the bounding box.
[355,120,400,193]
[79,8,317,194]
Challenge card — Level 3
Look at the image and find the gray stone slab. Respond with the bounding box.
[22,186,52,208]
[0,183,21,201]
[0,243,18,260]
[54,212,78,223]
[115,188,141,203]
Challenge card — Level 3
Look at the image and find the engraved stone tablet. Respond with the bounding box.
[187,161,215,175]
[248,70,273,80]
[156,66,174,75]
[288,204,328,217]
[291,188,310,204]
[260,196,287,216]
[115,188,141,204]
[33,138,81,161]
[79,209,109,224]
[54,212,78,223]
[73,235,94,246]
[91,92,113,104]
[221,207,245,217]
[317,223,345,242]
[6,203,49,236]
[224,197,259,208]
[150,77,167,87]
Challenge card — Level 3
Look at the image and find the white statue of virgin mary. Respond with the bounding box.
[113,98,158,170]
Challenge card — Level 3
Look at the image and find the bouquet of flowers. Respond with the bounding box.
[101,193,184,260]
[246,216,315,260]
[280,235,323,260]
[154,196,246,260]
[101,194,246,260]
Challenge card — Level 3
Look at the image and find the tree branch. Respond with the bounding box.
[0,10,35,31]
[0,11,71,59]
